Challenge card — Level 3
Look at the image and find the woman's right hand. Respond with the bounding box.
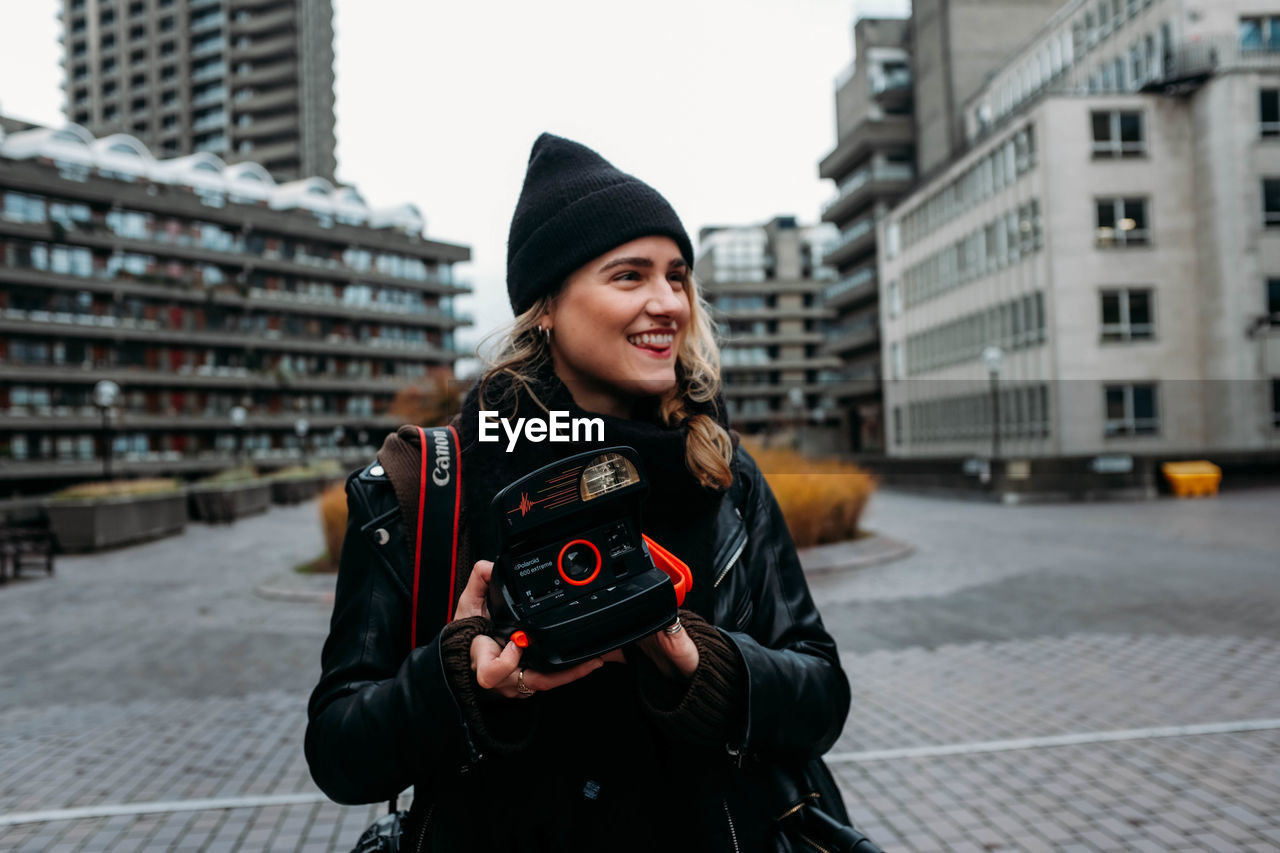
[455,560,607,700]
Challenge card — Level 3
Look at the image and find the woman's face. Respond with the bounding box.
[543,235,691,418]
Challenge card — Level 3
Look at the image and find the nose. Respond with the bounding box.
[645,278,687,319]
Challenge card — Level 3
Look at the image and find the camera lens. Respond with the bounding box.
[563,545,595,580]
[557,539,601,586]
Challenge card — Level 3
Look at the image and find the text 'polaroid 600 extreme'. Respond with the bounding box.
[487,447,691,670]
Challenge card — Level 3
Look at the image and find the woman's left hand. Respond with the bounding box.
[633,616,699,683]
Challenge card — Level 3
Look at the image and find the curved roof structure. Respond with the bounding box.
[0,122,427,237]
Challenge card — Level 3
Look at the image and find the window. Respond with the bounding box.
[1101,289,1154,341]
[1263,90,1280,138]
[1273,380,1280,429]
[1241,16,1280,52]
[1267,279,1280,320]
[1096,198,1150,246]
[1105,383,1159,436]
[1265,179,1280,227]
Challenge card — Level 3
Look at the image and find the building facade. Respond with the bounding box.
[880,0,1280,458]
[0,121,469,495]
[819,17,915,452]
[696,217,843,450]
[818,6,1062,453]
[60,0,337,182]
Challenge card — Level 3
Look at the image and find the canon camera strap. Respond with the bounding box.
[410,425,461,649]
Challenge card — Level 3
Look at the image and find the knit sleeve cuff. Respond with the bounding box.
[634,610,747,749]
[439,617,537,755]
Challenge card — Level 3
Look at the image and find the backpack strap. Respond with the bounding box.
[410,425,462,649]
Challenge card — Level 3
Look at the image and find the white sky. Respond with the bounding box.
[0,0,911,351]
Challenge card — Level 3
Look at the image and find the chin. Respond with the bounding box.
[629,372,678,398]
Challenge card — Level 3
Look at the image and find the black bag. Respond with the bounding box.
[777,759,884,853]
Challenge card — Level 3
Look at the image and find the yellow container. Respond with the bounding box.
[1161,460,1222,498]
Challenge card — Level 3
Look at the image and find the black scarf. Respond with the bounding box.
[455,362,732,616]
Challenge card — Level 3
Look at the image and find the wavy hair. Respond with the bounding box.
[477,272,733,490]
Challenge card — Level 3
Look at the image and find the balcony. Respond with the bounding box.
[232,112,298,140]
[232,60,297,90]
[872,67,912,114]
[229,32,297,64]
[822,216,878,268]
[821,162,915,225]
[0,362,413,394]
[823,313,880,357]
[822,265,878,311]
[230,6,296,36]
[0,310,461,364]
[819,114,914,181]
[819,363,882,400]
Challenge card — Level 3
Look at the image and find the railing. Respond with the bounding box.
[872,68,911,95]
[822,266,877,303]
[823,163,916,214]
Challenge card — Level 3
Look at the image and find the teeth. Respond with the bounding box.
[629,333,673,347]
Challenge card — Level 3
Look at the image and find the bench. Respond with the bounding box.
[0,504,56,583]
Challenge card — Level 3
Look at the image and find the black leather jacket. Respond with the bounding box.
[306,444,851,850]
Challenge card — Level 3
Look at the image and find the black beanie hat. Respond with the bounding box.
[506,133,695,316]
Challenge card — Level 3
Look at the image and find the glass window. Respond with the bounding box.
[1267,278,1280,318]
[1105,383,1160,436]
[1101,288,1154,341]
[1262,90,1280,138]
[1265,179,1280,227]
[1096,198,1150,246]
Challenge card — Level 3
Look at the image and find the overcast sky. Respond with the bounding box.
[0,0,911,351]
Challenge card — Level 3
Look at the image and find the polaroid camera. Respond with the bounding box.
[486,446,691,670]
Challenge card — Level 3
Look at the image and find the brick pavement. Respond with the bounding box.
[0,490,1277,851]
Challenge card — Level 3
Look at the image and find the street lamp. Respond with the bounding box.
[230,405,247,463]
[295,417,310,464]
[92,379,121,481]
[982,346,1005,460]
[787,387,805,450]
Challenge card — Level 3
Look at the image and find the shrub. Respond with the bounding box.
[49,478,182,502]
[743,441,877,548]
[194,465,260,487]
[270,459,343,481]
[317,482,348,571]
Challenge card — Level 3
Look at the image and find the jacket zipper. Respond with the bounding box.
[798,832,833,853]
[721,798,740,853]
[411,804,435,853]
[713,532,747,589]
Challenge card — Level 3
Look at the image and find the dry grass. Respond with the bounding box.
[49,478,182,502]
[316,482,348,572]
[743,441,877,549]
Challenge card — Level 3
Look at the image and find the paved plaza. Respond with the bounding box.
[0,486,1278,852]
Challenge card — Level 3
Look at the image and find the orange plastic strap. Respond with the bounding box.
[641,534,693,606]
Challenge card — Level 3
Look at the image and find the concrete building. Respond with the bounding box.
[879,0,1280,460]
[0,119,470,496]
[60,0,336,182]
[696,216,843,450]
[819,17,915,452]
[912,0,1067,177]
[818,6,1062,453]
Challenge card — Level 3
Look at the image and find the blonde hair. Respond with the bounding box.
[478,272,734,490]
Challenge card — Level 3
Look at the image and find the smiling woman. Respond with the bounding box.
[306,134,860,853]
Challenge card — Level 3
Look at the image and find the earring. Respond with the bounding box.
[541,326,552,344]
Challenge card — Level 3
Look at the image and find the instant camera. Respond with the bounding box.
[486,446,691,670]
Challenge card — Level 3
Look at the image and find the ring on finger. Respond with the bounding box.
[663,617,683,636]
[516,668,535,696]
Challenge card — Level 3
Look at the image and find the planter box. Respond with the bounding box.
[188,481,272,523]
[45,492,187,553]
[270,475,328,505]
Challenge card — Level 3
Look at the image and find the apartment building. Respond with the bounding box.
[60,0,336,182]
[818,4,1061,452]
[695,217,842,449]
[880,0,1280,459]
[818,17,915,452]
[0,120,470,495]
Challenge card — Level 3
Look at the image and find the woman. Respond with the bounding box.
[306,134,851,852]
